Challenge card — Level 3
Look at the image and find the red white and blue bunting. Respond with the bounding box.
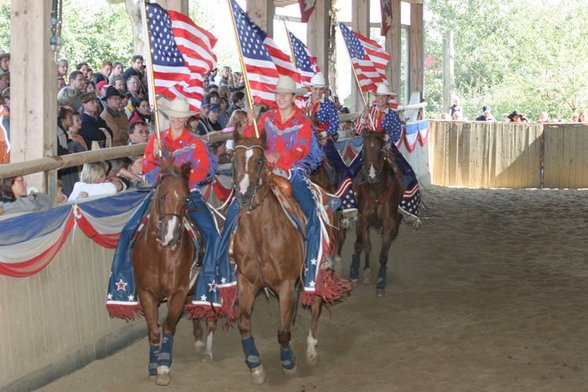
[0,191,148,278]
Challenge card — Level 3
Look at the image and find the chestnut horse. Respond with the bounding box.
[132,162,202,385]
[231,131,323,384]
[351,131,403,297]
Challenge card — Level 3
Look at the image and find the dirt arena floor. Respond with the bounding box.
[36,186,588,392]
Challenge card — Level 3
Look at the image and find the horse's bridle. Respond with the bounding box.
[232,144,268,212]
[154,172,190,241]
[357,143,388,185]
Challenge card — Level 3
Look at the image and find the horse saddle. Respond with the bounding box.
[268,172,307,235]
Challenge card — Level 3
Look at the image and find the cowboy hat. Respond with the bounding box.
[304,72,328,88]
[158,97,196,118]
[272,75,307,95]
[373,82,398,96]
[104,86,124,99]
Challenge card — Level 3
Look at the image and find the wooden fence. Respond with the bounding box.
[429,121,588,188]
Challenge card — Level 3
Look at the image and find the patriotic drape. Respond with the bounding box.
[145,4,217,111]
[380,0,393,36]
[339,22,390,93]
[229,0,299,108]
[287,30,320,85]
[0,192,148,278]
[298,0,317,23]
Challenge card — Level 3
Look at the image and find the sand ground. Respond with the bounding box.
[36,186,588,392]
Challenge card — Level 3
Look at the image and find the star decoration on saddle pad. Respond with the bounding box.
[128,295,135,301]
[116,279,128,291]
[221,277,227,284]
[200,294,207,301]
[309,281,316,288]
[107,293,113,300]
[311,258,318,266]
[208,280,218,292]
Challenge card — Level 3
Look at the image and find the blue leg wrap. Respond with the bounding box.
[148,345,159,375]
[241,336,261,369]
[376,265,387,290]
[350,254,360,280]
[280,346,296,370]
[158,332,174,368]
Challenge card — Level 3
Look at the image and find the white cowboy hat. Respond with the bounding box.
[373,82,398,97]
[158,97,196,118]
[305,72,328,88]
[272,75,307,95]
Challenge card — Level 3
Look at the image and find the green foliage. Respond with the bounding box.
[0,0,9,50]
[425,0,588,120]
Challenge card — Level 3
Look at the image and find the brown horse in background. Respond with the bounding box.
[231,131,323,384]
[132,162,203,385]
[351,131,403,297]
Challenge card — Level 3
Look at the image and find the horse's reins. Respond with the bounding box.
[232,144,269,213]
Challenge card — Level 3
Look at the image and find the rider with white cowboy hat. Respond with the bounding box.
[108,96,234,318]
[220,74,327,298]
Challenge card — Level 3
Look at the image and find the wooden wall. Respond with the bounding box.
[429,121,544,188]
[543,124,588,188]
[0,231,145,392]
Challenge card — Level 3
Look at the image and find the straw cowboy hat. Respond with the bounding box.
[158,97,196,118]
[272,75,307,95]
[373,82,398,96]
[305,72,328,88]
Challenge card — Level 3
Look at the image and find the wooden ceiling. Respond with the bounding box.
[273,0,423,6]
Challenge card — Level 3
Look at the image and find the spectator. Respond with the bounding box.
[111,76,126,93]
[56,106,80,195]
[127,121,149,145]
[578,112,586,123]
[123,55,144,82]
[197,104,222,135]
[57,86,81,112]
[109,61,124,83]
[126,75,143,99]
[0,176,52,214]
[570,113,579,122]
[68,112,87,152]
[76,62,90,79]
[68,161,125,201]
[86,68,94,82]
[68,70,85,93]
[507,110,523,123]
[0,87,9,163]
[0,49,9,73]
[537,112,550,122]
[79,92,113,150]
[57,76,66,91]
[218,97,230,128]
[129,97,152,126]
[93,60,113,84]
[57,58,69,78]
[229,90,245,114]
[475,105,496,121]
[214,65,233,86]
[100,86,129,147]
[0,71,9,95]
[448,97,462,119]
[85,80,96,93]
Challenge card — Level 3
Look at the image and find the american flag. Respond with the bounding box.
[145,4,217,111]
[287,30,320,85]
[339,22,390,93]
[230,0,299,108]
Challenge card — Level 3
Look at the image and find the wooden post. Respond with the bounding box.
[409,2,424,100]
[351,0,369,112]
[443,31,455,116]
[10,0,56,192]
[385,0,401,99]
[247,0,274,37]
[306,0,331,82]
[157,0,188,14]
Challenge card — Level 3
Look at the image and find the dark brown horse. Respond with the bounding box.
[351,131,403,297]
[132,162,200,385]
[231,131,324,384]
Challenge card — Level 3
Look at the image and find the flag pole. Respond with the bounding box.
[334,17,376,131]
[226,0,260,138]
[140,0,163,153]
